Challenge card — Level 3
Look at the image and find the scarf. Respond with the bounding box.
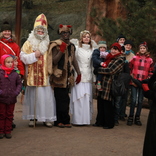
[125,50,131,55]
[1,54,14,77]
[1,37,13,43]
[104,52,122,68]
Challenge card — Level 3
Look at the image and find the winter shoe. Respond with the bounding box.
[0,134,4,139]
[127,116,133,126]
[29,119,36,127]
[44,122,53,128]
[134,117,142,126]
[5,133,12,139]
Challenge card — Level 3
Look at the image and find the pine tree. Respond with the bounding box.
[91,0,156,58]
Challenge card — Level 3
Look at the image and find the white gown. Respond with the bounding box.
[70,44,94,125]
[20,51,56,122]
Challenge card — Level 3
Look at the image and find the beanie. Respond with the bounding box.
[139,41,148,49]
[98,41,107,49]
[111,43,122,52]
[116,34,126,42]
[1,21,12,32]
[124,40,133,46]
[9,54,18,60]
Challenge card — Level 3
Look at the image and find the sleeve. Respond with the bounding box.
[20,41,38,65]
[72,46,81,75]
[52,46,64,65]
[20,51,38,65]
[92,49,102,68]
[15,74,22,95]
[148,58,154,78]
[98,57,124,75]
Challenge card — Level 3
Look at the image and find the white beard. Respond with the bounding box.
[27,30,50,55]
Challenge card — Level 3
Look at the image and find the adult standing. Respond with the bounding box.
[94,43,125,129]
[118,40,135,121]
[0,21,25,129]
[70,30,96,125]
[20,14,56,127]
[48,24,81,128]
[142,72,156,156]
[0,21,25,76]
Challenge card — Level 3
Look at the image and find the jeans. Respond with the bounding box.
[129,85,144,117]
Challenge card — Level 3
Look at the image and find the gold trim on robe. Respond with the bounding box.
[21,41,48,86]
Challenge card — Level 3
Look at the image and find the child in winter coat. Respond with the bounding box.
[92,41,108,91]
[127,42,153,126]
[0,54,22,139]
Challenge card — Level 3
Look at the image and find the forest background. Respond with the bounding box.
[0,0,156,60]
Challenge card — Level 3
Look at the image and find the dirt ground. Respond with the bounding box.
[1,94,149,156]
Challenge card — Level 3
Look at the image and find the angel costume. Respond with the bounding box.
[70,34,97,125]
[20,14,56,124]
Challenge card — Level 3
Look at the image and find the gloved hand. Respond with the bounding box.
[142,84,149,91]
[75,74,81,84]
[101,62,107,68]
[60,42,67,53]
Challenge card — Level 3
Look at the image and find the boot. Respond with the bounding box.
[127,116,133,126]
[134,117,142,126]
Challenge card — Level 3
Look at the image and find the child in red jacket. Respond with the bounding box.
[127,42,153,126]
[0,54,22,139]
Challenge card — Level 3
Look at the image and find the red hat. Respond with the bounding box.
[111,43,122,52]
[139,41,148,49]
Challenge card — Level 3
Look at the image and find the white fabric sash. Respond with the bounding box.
[0,41,16,55]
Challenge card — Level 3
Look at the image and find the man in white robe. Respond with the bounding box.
[20,14,56,127]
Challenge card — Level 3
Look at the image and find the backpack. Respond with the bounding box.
[111,72,131,96]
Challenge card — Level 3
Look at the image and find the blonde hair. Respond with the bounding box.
[79,30,92,48]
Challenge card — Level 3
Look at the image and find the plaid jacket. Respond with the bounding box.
[129,53,153,81]
[98,55,125,101]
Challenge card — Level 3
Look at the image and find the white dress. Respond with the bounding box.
[20,51,56,122]
[70,44,94,125]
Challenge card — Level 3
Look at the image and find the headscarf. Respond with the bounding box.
[1,54,14,77]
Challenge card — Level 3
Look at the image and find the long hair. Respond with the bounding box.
[79,31,92,49]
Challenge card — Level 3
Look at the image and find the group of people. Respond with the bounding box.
[0,14,155,154]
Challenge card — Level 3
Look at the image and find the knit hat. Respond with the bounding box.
[1,21,12,32]
[124,40,133,46]
[58,24,72,34]
[34,13,48,29]
[111,43,122,52]
[9,54,18,60]
[98,41,107,49]
[116,34,126,42]
[139,41,148,49]
[80,30,91,39]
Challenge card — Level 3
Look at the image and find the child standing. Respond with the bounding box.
[127,42,153,126]
[0,54,22,139]
[92,41,108,91]
[9,55,21,129]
